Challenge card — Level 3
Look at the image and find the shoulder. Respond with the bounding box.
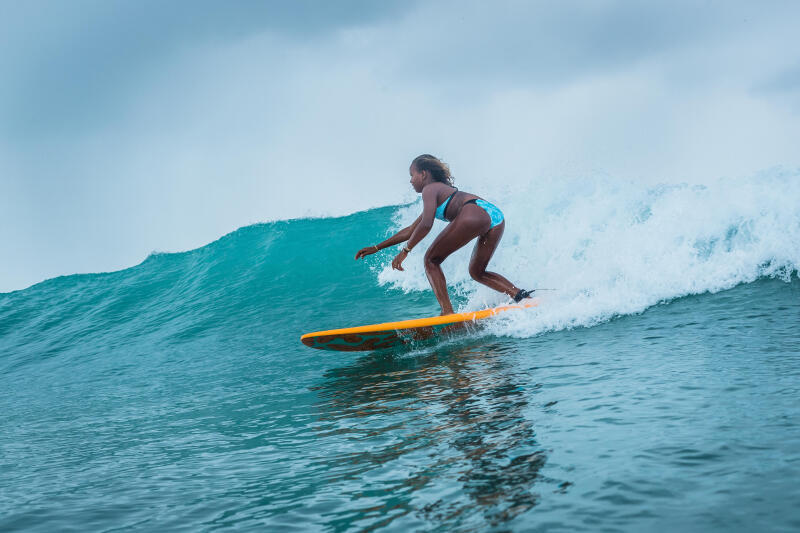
[422,182,449,192]
[421,182,446,199]
[422,182,452,197]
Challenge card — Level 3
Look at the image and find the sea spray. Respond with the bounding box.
[378,168,800,336]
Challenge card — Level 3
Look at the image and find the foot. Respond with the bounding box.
[513,289,535,302]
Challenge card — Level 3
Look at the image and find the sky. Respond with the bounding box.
[1,0,799,293]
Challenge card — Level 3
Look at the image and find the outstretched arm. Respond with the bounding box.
[355,214,422,259]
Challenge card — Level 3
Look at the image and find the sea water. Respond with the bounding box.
[1,170,799,531]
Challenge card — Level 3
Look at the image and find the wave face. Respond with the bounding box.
[0,205,430,368]
[1,169,799,531]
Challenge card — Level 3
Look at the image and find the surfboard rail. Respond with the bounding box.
[300,299,538,351]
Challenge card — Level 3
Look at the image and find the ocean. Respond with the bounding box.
[1,170,799,531]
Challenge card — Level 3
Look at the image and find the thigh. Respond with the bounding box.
[470,220,505,272]
[425,204,491,263]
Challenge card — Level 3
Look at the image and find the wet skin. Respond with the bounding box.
[355,165,521,315]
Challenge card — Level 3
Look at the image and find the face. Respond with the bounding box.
[409,164,426,193]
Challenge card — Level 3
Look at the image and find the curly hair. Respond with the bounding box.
[411,154,454,186]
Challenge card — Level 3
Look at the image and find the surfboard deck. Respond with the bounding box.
[300,299,538,351]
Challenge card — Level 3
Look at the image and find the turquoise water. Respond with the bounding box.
[2,188,800,530]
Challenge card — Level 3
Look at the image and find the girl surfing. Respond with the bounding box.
[356,154,533,315]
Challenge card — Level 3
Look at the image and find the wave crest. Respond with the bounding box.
[378,169,800,336]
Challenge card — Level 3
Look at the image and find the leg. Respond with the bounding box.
[468,220,521,298]
[424,204,491,314]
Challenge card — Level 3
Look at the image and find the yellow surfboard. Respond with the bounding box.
[301,299,538,351]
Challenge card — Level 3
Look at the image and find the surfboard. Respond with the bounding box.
[300,299,538,351]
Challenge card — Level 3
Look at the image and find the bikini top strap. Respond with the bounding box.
[440,188,459,220]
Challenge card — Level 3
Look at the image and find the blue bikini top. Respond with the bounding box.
[434,188,458,221]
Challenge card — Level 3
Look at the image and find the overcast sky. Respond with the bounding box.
[1,0,799,292]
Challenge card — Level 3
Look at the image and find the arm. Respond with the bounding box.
[391,186,438,271]
[379,214,423,250]
[355,214,422,260]
[405,186,438,251]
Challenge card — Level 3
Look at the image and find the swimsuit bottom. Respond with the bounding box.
[465,199,504,228]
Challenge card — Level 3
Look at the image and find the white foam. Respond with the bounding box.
[378,168,800,337]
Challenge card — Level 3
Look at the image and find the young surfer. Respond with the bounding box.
[355,154,533,315]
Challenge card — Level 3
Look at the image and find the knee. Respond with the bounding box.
[469,265,484,281]
[424,250,443,268]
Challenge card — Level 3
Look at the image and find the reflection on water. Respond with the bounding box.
[311,341,562,530]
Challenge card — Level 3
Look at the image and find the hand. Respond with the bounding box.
[355,245,379,260]
[392,250,408,271]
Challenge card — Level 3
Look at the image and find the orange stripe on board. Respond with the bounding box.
[300,299,538,340]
